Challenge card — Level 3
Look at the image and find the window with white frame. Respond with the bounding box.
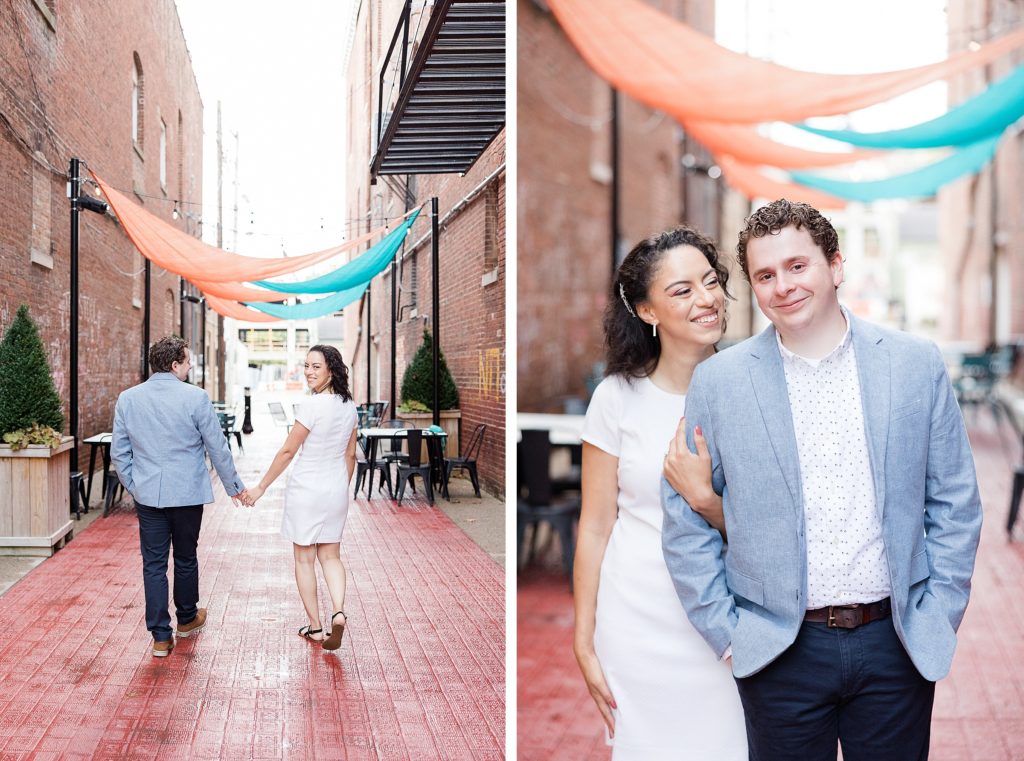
[159,118,167,189]
[132,53,144,149]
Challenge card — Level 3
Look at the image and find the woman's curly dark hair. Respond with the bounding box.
[605,226,732,381]
[308,344,351,401]
[736,198,840,280]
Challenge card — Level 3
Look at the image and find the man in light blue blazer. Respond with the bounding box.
[662,200,982,760]
[112,336,248,657]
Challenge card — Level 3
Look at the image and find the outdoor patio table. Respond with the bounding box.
[516,413,586,446]
[82,432,114,512]
[358,427,448,498]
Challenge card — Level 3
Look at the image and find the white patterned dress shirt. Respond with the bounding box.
[777,311,891,609]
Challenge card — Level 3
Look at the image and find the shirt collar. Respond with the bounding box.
[776,305,854,367]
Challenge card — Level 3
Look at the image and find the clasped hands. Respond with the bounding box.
[664,416,726,533]
[230,485,266,508]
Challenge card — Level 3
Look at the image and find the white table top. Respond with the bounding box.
[516,413,586,446]
[359,427,447,437]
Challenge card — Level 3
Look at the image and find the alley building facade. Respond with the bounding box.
[517,0,736,414]
[0,0,211,442]
[343,1,506,496]
[940,0,1024,348]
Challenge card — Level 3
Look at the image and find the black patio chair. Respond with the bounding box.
[354,429,393,499]
[517,429,581,582]
[445,424,486,498]
[69,471,87,519]
[395,429,434,505]
[219,413,244,453]
[381,419,410,473]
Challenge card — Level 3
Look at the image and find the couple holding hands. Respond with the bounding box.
[574,199,983,760]
[111,338,358,657]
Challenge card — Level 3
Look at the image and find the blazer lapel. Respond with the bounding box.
[747,327,803,510]
[851,316,890,519]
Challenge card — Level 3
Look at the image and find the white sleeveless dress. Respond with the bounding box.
[282,393,358,545]
[582,375,747,760]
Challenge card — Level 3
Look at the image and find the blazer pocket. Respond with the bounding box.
[909,548,929,585]
[726,567,764,607]
[892,400,923,420]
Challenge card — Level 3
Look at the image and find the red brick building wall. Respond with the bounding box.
[343,2,506,496]
[0,0,205,442]
[517,0,720,413]
[940,0,1024,345]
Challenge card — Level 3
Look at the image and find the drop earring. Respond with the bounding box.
[653,324,658,338]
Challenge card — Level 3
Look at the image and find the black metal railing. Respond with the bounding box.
[377,1,413,149]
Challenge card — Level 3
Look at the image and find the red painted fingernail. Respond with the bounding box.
[695,425,702,436]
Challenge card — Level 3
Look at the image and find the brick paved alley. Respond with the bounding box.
[518,413,1024,760]
[0,406,505,760]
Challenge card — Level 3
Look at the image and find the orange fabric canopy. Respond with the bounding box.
[204,294,282,322]
[92,172,419,283]
[189,279,305,303]
[715,155,846,209]
[682,121,876,169]
[547,0,1024,123]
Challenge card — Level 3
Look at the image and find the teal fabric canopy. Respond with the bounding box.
[251,209,420,294]
[790,133,1002,203]
[793,65,1024,149]
[243,281,369,319]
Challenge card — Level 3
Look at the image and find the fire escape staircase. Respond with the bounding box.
[370,0,505,180]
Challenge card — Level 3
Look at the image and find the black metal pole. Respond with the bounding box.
[611,86,620,277]
[179,279,185,338]
[69,158,80,473]
[390,256,397,420]
[400,1,410,79]
[431,196,440,426]
[366,286,372,406]
[143,259,151,378]
[200,300,207,389]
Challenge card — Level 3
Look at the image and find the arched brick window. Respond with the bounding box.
[132,53,144,149]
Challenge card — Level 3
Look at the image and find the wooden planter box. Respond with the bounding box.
[397,410,461,458]
[0,435,75,556]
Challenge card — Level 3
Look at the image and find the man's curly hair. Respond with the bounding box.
[736,199,840,280]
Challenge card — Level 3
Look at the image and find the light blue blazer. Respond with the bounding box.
[661,315,982,681]
[111,373,245,507]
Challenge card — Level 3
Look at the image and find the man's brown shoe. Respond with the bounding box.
[152,637,174,657]
[176,608,207,638]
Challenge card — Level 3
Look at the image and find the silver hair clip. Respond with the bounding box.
[619,282,637,318]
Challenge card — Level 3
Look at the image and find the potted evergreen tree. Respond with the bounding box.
[399,329,461,455]
[0,305,75,555]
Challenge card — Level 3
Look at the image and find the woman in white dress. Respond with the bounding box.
[574,227,748,759]
[246,344,358,651]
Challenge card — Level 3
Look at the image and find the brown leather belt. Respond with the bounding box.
[804,598,891,629]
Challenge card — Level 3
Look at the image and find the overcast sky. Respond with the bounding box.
[173,1,355,261]
[716,0,949,150]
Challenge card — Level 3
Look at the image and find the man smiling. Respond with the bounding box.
[661,199,982,760]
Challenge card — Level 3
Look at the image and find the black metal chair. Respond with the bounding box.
[366,401,389,428]
[219,413,244,453]
[69,471,87,519]
[103,471,125,516]
[445,424,486,498]
[381,419,410,475]
[354,433,394,499]
[395,429,434,505]
[517,429,580,582]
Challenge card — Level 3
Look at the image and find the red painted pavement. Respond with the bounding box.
[0,425,504,760]
[517,416,1024,760]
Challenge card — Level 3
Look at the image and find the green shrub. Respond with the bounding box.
[0,305,65,439]
[400,329,459,411]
